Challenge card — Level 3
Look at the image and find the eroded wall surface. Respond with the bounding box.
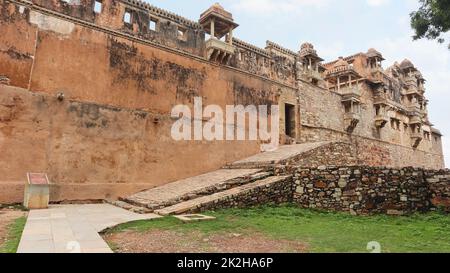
[0,0,445,203]
[0,1,271,203]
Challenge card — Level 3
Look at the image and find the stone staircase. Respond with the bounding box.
[111,168,276,214]
[155,175,291,215]
[112,142,335,215]
[225,142,332,169]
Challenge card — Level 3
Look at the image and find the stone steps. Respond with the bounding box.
[105,199,153,214]
[120,169,272,212]
[154,175,291,216]
[115,142,333,214]
[225,141,331,169]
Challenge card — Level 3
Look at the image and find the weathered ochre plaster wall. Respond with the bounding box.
[0,3,273,203]
[0,0,445,203]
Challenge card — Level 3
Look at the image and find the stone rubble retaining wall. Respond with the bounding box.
[425,169,450,210]
[186,176,294,214]
[277,166,450,215]
[280,142,358,168]
[107,165,448,216]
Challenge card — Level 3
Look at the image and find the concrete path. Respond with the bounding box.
[17,204,160,253]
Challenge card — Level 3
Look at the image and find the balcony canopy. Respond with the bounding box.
[199,3,239,39]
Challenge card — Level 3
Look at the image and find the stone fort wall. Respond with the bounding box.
[0,0,445,203]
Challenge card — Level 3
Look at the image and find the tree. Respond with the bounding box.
[410,0,450,49]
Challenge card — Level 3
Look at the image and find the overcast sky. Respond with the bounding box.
[145,0,450,167]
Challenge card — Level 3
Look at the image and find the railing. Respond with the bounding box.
[404,86,420,96]
[341,87,362,101]
[406,102,421,113]
[411,131,423,139]
[345,111,361,121]
[373,92,388,105]
[303,70,322,80]
[205,38,235,55]
[344,111,361,133]
[409,116,422,125]
[370,66,383,73]
[375,113,389,128]
[404,77,417,86]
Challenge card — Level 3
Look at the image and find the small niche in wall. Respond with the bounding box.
[124,10,132,24]
[94,0,102,14]
[177,27,187,41]
[149,18,158,31]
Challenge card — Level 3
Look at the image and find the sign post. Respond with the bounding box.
[24,173,50,209]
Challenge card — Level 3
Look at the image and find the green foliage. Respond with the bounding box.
[106,205,450,253]
[411,0,450,48]
[0,217,27,253]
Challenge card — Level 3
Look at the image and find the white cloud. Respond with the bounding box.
[230,0,331,15]
[366,0,390,7]
[316,41,345,61]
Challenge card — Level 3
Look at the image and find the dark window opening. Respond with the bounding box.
[285,104,296,138]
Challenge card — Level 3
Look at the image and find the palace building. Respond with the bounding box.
[0,0,444,203]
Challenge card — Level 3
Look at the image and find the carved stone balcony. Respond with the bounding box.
[404,76,417,86]
[341,87,362,102]
[369,67,384,83]
[205,38,236,65]
[406,102,421,114]
[303,69,322,81]
[404,86,421,96]
[375,113,389,128]
[409,115,422,125]
[344,112,361,133]
[418,84,425,94]
[411,131,423,148]
[373,92,388,105]
[403,78,421,96]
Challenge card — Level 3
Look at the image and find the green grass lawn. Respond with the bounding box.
[0,217,27,254]
[106,205,450,253]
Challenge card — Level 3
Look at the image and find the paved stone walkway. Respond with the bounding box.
[17,204,160,253]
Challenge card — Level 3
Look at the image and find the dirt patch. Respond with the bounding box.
[0,208,26,247]
[103,229,308,253]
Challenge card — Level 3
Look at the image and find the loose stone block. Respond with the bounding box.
[174,214,216,223]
